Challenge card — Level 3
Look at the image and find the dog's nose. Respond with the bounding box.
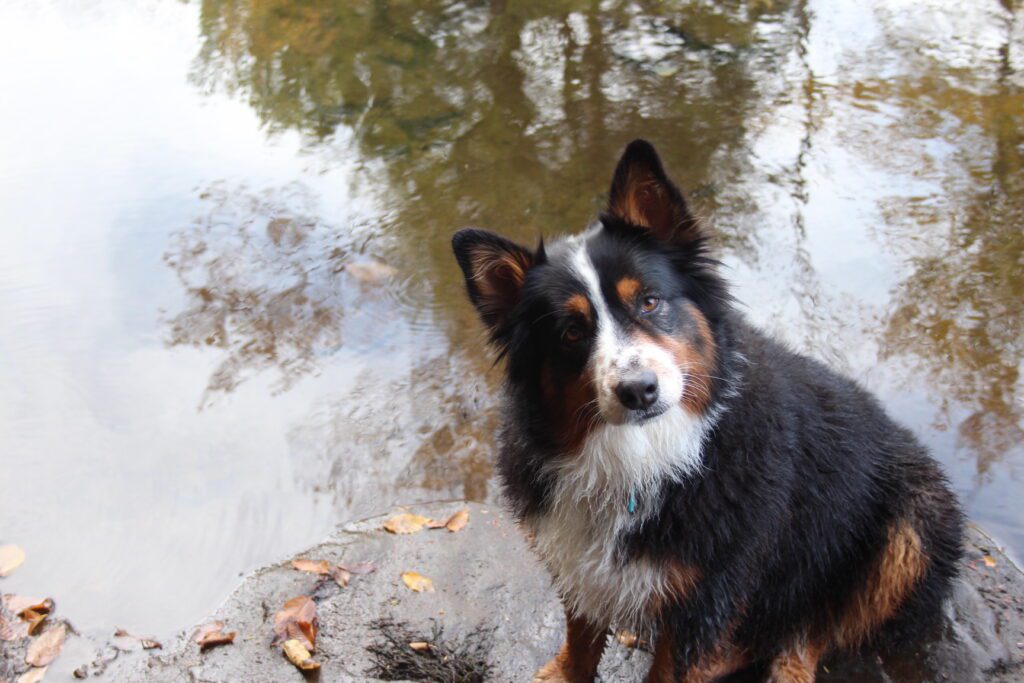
[615,371,659,411]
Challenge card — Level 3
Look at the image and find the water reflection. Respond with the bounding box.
[163,182,383,402]
[187,0,1024,512]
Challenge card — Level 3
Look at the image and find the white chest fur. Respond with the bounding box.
[525,406,711,629]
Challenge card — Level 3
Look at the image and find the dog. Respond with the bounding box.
[451,140,963,683]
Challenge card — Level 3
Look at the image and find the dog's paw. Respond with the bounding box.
[532,657,571,683]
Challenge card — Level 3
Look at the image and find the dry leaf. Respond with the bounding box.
[383,514,432,535]
[26,624,65,667]
[273,596,318,652]
[983,555,997,568]
[340,561,376,575]
[401,571,434,593]
[3,596,52,617]
[22,611,47,636]
[17,667,47,683]
[445,509,469,533]
[425,519,447,529]
[291,559,331,575]
[194,622,236,651]
[0,545,26,577]
[331,566,351,588]
[409,641,430,651]
[282,638,321,671]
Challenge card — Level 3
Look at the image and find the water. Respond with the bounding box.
[0,0,1021,643]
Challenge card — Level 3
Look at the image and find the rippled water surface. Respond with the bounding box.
[0,0,1021,640]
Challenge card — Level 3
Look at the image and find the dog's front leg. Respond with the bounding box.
[533,608,608,683]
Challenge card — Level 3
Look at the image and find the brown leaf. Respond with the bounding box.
[195,622,236,651]
[339,561,376,575]
[331,566,351,588]
[273,596,318,652]
[983,555,997,568]
[409,641,430,651]
[0,545,26,577]
[192,621,225,643]
[291,559,331,575]
[2,596,52,618]
[17,668,47,683]
[26,623,66,667]
[22,610,47,636]
[282,638,321,671]
[425,519,447,529]
[401,571,434,593]
[383,514,432,534]
[445,508,470,533]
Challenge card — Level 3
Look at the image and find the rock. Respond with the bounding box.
[66,506,1024,682]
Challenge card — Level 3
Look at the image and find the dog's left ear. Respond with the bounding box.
[607,139,700,244]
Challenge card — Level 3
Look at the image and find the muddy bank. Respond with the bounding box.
[4,502,1023,682]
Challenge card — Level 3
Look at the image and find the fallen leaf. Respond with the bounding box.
[193,621,225,643]
[425,519,447,529]
[291,559,331,575]
[0,545,26,577]
[2,596,52,617]
[17,667,46,683]
[283,638,321,671]
[339,561,376,575]
[445,508,470,533]
[26,624,66,667]
[984,555,997,568]
[331,566,351,588]
[383,514,432,535]
[273,596,317,652]
[194,621,236,651]
[401,571,434,593]
[22,610,47,636]
[409,641,430,651]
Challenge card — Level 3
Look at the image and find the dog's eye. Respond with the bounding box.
[563,323,584,343]
[640,295,661,314]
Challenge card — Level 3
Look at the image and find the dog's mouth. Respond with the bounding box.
[629,404,668,424]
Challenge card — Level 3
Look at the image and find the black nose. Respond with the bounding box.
[615,371,659,411]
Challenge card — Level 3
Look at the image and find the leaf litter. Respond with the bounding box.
[193,621,236,651]
[25,623,66,667]
[273,596,318,652]
[401,572,434,593]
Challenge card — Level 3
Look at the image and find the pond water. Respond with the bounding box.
[0,0,1021,643]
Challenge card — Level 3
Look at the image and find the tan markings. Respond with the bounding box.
[565,294,592,323]
[533,610,608,683]
[648,563,702,616]
[768,641,823,683]
[836,520,927,648]
[635,305,717,415]
[644,630,747,683]
[541,362,599,455]
[616,277,642,307]
[468,245,531,321]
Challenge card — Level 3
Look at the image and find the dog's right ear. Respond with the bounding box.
[452,229,538,338]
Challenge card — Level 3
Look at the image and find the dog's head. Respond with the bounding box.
[453,140,729,452]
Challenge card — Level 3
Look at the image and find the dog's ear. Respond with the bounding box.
[452,228,538,337]
[607,139,700,244]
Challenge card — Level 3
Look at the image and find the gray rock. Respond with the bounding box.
[7,504,1024,682]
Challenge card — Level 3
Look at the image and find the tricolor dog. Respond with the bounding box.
[452,140,963,683]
